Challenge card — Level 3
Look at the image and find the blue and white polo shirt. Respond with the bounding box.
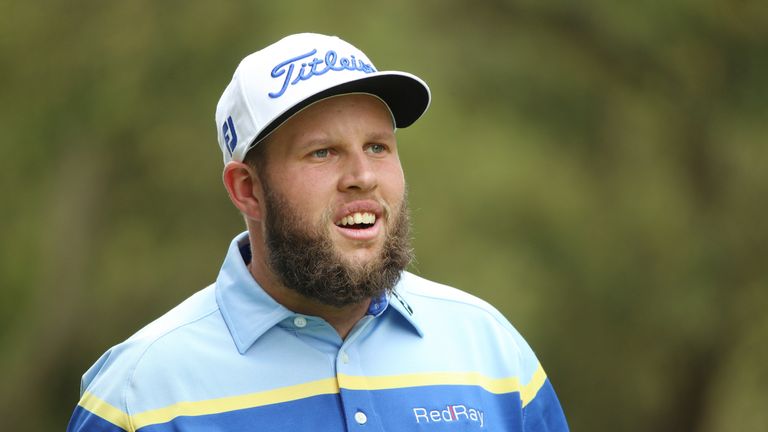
[68,232,568,431]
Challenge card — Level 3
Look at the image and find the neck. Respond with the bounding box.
[285,290,370,340]
[246,228,369,339]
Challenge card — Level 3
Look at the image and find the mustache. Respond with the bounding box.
[321,198,394,227]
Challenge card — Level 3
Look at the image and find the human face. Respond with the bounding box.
[257,94,407,268]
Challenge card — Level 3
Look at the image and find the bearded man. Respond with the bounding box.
[68,33,568,432]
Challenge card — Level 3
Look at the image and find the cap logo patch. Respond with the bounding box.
[269,48,376,99]
[222,116,238,154]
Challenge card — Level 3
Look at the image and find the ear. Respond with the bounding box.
[223,161,265,221]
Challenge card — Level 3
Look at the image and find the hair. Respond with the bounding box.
[242,137,270,182]
[238,138,272,228]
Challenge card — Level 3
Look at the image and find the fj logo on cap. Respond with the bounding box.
[269,48,376,99]
[222,116,238,154]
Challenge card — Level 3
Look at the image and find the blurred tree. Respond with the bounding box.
[1,0,766,431]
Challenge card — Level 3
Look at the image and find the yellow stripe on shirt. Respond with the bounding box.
[79,392,130,431]
[131,377,340,429]
[520,364,547,407]
[338,363,547,407]
[85,365,547,430]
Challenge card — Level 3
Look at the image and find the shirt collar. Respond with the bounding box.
[216,232,423,354]
[215,233,293,354]
[388,280,425,338]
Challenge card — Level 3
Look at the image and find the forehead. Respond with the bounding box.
[266,94,396,151]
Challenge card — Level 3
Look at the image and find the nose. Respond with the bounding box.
[338,150,377,193]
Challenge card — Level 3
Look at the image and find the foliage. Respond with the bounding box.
[1,0,766,430]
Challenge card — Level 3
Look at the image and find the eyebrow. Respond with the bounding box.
[295,137,333,152]
[296,130,395,151]
[365,130,396,142]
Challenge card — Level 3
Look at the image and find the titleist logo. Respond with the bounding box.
[268,49,376,99]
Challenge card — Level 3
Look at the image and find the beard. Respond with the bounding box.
[262,188,413,308]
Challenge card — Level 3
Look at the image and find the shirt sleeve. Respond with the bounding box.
[486,302,569,432]
[67,348,133,432]
[521,374,569,432]
[508,322,569,431]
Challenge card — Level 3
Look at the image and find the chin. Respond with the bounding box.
[338,247,381,267]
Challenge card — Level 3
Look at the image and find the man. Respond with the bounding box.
[68,33,568,431]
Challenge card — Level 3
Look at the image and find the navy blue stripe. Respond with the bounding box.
[67,406,126,432]
[342,384,523,430]
[522,379,570,431]
[72,382,567,431]
[137,385,531,431]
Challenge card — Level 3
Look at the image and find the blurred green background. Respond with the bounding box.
[2,0,767,430]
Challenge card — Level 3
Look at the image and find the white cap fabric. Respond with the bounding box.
[215,33,431,163]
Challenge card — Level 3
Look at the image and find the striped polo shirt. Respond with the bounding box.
[68,232,568,431]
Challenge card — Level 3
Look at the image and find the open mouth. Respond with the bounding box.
[335,212,376,230]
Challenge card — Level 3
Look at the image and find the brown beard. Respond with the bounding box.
[262,188,413,308]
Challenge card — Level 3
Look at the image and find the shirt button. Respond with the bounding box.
[293,316,307,328]
[354,411,368,425]
[341,352,350,364]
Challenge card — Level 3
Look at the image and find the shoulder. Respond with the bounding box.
[398,271,515,330]
[79,285,221,412]
[395,272,543,373]
[126,284,221,347]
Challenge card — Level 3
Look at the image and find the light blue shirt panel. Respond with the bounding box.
[80,286,219,411]
[349,272,540,384]
[126,320,342,413]
[403,272,541,382]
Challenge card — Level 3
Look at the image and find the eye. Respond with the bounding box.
[367,143,387,154]
[311,148,330,158]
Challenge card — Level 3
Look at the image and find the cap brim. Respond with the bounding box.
[252,71,430,146]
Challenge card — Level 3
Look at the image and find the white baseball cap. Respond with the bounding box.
[215,33,431,163]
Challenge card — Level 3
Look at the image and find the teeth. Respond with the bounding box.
[337,212,376,226]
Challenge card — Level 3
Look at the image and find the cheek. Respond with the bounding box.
[281,175,336,217]
[274,164,332,196]
[382,163,406,195]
